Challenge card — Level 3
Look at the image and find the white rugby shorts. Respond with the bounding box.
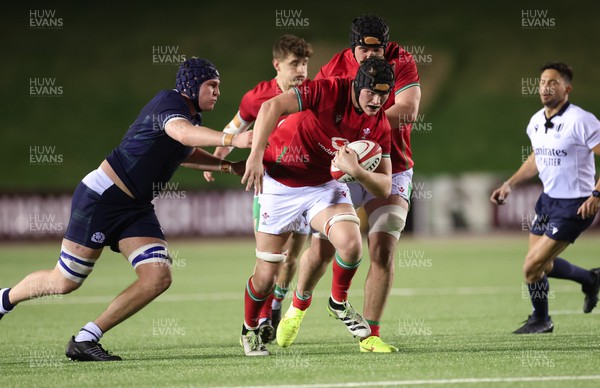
[348,168,413,207]
[254,173,353,235]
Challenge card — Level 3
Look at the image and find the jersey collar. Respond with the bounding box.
[543,101,570,133]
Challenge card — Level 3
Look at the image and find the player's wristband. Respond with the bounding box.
[219,161,233,174]
[592,190,600,198]
[222,133,235,147]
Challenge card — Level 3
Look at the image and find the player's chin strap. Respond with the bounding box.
[368,205,408,240]
[127,243,172,269]
[324,212,361,239]
[255,249,288,263]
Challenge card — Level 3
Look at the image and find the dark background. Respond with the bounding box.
[2,0,599,192]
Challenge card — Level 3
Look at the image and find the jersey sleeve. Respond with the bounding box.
[576,112,600,150]
[393,51,420,95]
[238,89,258,123]
[294,79,333,112]
[157,92,193,130]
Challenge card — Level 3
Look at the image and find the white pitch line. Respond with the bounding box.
[26,284,582,306]
[210,375,600,388]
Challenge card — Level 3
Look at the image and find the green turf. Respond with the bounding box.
[1,235,600,387]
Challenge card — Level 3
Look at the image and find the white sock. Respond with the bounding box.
[75,322,103,343]
[272,299,282,310]
[258,317,268,325]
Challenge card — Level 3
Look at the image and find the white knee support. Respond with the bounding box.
[57,245,97,284]
[255,249,287,263]
[128,244,171,269]
[324,212,360,239]
[368,205,408,240]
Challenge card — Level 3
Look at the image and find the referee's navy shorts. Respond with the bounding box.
[530,192,593,243]
[64,182,165,252]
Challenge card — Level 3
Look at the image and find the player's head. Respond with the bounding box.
[273,35,313,90]
[353,57,394,116]
[350,14,389,63]
[539,62,573,109]
[176,57,220,112]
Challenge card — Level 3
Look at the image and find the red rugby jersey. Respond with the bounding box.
[315,42,419,172]
[263,78,391,187]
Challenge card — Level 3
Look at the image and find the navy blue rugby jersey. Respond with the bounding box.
[106,89,198,202]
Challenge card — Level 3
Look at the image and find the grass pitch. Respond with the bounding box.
[1,234,600,387]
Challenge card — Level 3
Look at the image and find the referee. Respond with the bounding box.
[491,62,600,334]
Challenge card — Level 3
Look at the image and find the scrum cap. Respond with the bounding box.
[175,58,219,111]
[353,56,394,98]
[350,14,389,51]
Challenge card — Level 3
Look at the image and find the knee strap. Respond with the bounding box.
[128,244,171,269]
[57,245,96,284]
[256,249,286,263]
[324,212,360,239]
[368,205,408,240]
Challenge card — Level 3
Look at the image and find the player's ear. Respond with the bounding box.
[272,58,280,72]
[565,83,573,94]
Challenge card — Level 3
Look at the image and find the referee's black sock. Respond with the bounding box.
[548,257,595,288]
[528,276,550,321]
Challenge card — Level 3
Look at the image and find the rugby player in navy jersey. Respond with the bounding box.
[0,58,252,361]
[491,62,600,334]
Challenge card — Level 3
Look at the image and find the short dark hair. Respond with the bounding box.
[540,62,573,83]
[273,35,313,60]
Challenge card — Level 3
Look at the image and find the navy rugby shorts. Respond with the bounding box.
[64,182,165,252]
[530,192,593,243]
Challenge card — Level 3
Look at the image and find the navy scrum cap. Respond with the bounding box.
[354,57,394,98]
[176,58,219,111]
[350,14,389,51]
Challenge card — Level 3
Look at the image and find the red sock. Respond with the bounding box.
[244,277,268,329]
[368,321,380,337]
[331,254,361,302]
[258,293,274,321]
[292,290,313,311]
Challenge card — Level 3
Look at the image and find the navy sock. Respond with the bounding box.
[548,257,595,289]
[528,276,550,320]
[1,288,15,312]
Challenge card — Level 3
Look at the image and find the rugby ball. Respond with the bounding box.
[330,140,382,183]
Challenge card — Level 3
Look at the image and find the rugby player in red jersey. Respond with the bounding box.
[239,57,394,355]
[204,35,313,343]
[314,14,421,352]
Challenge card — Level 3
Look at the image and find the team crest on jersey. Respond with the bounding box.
[331,137,349,150]
[361,128,372,139]
[91,232,105,244]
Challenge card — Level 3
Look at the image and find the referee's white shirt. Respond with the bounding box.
[526,103,600,199]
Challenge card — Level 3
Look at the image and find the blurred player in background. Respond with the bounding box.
[491,62,600,334]
[240,57,394,356]
[0,58,252,361]
[204,35,313,342]
[312,14,421,352]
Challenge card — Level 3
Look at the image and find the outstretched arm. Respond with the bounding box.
[490,152,538,205]
[181,148,245,176]
[204,112,253,182]
[241,91,301,194]
[165,118,252,149]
